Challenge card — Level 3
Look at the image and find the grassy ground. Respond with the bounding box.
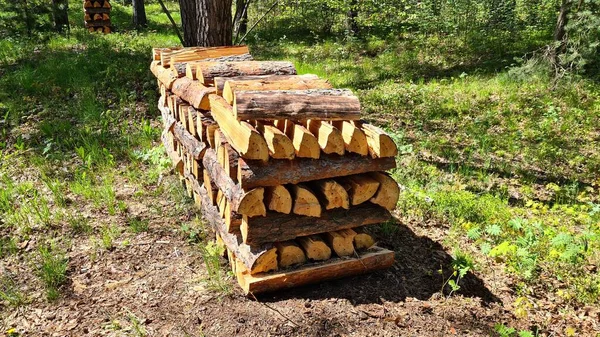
[1,1,599,336]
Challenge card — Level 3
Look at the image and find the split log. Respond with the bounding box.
[339,174,380,206]
[233,89,360,121]
[171,77,215,111]
[264,185,292,214]
[161,45,250,67]
[241,203,391,245]
[254,121,295,160]
[354,122,398,158]
[203,169,216,204]
[197,114,218,145]
[102,13,109,20]
[93,13,102,21]
[235,247,394,295]
[84,13,91,21]
[237,154,396,190]
[310,179,349,210]
[186,171,277,275]
[215,74,319,95]
[84,0,93,8]
[167,94,183,118]
[102,1,111,8]
[209,95,269,161]
[297,235,331,261]
[353,228,376,250]
[274,241,306,268]
[93,1,101,7]
[332,121,368,156]
[187,106,198,137]
[222,76,332,105]
[324,229,357,257]
[274,120,320,159]
[307,120,345,155]
[153,63,179,89]
[368,172,400,211]
[289,184,321,217]
[178,103,190,131]
[172,122,206,160]
[195,61,296,86]
[203,149,266,217]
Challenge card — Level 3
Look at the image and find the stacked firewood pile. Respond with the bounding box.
[84,0,111,33]
[150,45,400,294]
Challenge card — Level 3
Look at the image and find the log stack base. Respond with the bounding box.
[84,0,112,33]
[151,46,399,295]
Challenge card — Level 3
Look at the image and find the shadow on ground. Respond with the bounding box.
[258,218,499,306]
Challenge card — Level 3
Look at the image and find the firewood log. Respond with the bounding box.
[253,121,295,159]
[196,61,296,86]
[264,185,292,214]
[274,119,320,159]
[368,172,400,211]
[353,228,376,250]
[324,229,357,257]
[233,89,360,121]
[161,45,250,67]
[289,184,321,217]
[353,121,398,158]
[222,76,332,105]
[332,120,368,156]
[209,95,269,161]
[297,235,331,261]
[274,241,307,268]
[237,154,396,190]
[310,179,349,210]
[215,74,319,95]
[307,120,345,155]
[171,77,215,110]
[339,174,380,206]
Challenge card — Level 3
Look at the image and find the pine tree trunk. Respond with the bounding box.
[552,0,572,66]
[179,0,233,47]
[234,0,249,37]
[133,0,148,28]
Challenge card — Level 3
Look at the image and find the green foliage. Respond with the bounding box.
[37,243,68,300]
[562,0,600,75]
[199,241,233,295]
[0,274,27,307]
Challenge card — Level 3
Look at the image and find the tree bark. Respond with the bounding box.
[133,0,148,28]
[234,0,250,38]
[552,0,572,66]
[179,0,233,47]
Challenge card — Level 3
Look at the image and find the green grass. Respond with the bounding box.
[199,241,233,295]
[37,243,68,300]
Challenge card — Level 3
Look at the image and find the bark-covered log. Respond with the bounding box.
[203,148,265,217]
[184,53,254,79]
[173,121,207,160]
[197,61,297,85]
[158,97,176,131]
[237,154,396,189]
[240,203,391,245]
[209,95,269,161]
[233,89,361,121]
[161,46,248,67]
[222,76,331,104]
[171,77,215,111]
[236,247,394,295]
[184,171,277,274]
[215,74,319,95]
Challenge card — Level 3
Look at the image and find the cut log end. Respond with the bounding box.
[369,172,400,211]
[275,241,307,268]
[325,229,357,257]
[297,235,332,261]
[289,184,322,217]
[265,185,292,214]
[340,174,381,206]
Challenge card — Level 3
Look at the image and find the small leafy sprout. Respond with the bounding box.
[37,243,68,301]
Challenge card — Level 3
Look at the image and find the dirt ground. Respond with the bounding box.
[1,173,598,337]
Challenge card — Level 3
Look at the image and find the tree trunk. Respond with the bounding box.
[51,0,70,33]
[234,0,249,38]
[552,0,572,66]
[179,0,233,47]
[133,0,148,28]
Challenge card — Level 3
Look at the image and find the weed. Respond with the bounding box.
[180,217,207,243]
[0,274,27,307]
[41,175,66,207]
[199,241,233,295]
[37,243,68,300]
[100,224,120,250]
[0,236,19,258]
[67,213,92,235]
[127,216,149,233]
[441,250,474,296]
[126,310,147,337]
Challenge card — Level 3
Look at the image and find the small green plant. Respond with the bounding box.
[37,243,68,301]
[126,311,148,337]
[0,274,27,307]
[199,241,232,295]
[0,236,19,257]
[100,224,120,250]
[180,217,207,243]
[67,213,92,235]
[42,175,66,207]
[494,323,537,337]
[127,216,149,233]
[441,250,474,296]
